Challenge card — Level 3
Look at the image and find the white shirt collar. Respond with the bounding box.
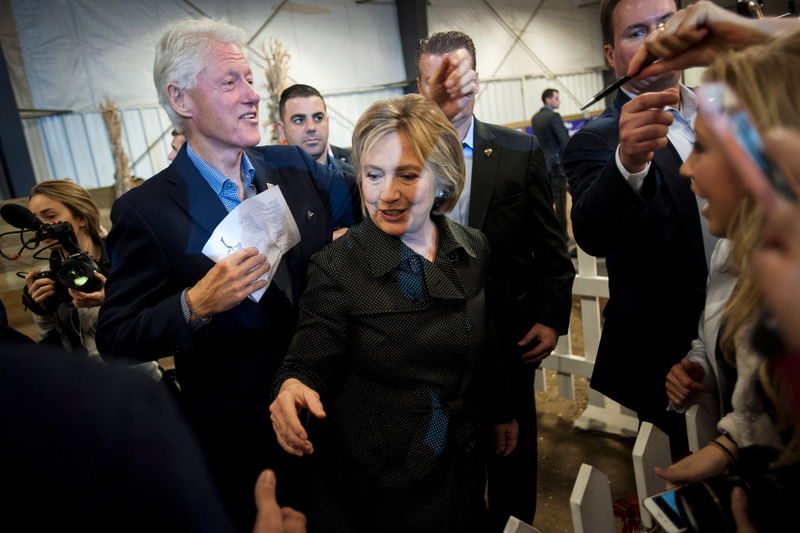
[676,84,698,127]
[462,116,475,150]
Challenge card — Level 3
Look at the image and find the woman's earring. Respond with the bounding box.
[433,189,445,211]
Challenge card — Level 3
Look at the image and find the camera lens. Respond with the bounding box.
[57,255,101,293]
[65,267,90,288]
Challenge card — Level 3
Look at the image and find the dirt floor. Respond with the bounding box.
[532,296,635,532]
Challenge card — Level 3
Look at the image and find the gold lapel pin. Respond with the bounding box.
[307,210,314,220]
[484,148,493,158]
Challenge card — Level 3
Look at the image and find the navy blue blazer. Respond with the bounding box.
[97,144,332,412]
[563,91,708,414]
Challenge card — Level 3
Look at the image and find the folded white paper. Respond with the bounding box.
[202,186,300,302]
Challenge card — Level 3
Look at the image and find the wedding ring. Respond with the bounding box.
[657,22,667,32]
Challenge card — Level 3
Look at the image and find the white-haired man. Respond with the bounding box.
[97,19,332,530]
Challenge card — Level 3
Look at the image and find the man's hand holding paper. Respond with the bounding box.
[202,186,301,303]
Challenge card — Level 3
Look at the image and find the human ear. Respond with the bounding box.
[603,44,616,69]
[167,83,191,119]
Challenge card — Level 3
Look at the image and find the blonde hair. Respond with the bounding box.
[705,29,800,464]
[29,179,104,246]
[351,94,464,216]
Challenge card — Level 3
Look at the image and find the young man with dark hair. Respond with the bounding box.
[278,84,359,231]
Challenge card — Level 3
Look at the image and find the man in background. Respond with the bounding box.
[168,129,186,161]
[417,30,575,530]
[531,88,570,231]
[278,84,359,232]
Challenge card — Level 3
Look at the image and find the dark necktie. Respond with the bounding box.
[273,255,293,305]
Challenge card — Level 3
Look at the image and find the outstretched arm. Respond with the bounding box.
[628,1,797,78]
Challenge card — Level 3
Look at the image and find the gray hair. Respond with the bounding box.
[154,19,248,132]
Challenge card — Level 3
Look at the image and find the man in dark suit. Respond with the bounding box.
[531,88,570,231]
[417,31,575,530]
[96,19,331,531]
[562,0,715,453]
[277,84,360,234]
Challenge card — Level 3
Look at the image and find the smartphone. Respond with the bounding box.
[697,82,795,208]
[643,487,689,533]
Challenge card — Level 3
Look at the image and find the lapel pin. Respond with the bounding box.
[307,210,314,220]
[483,148,493,158]
[266,182,277,189]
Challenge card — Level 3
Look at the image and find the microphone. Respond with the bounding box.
[0,204,42,231]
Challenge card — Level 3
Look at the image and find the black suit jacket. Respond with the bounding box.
[274,216,492,530]
[96,144,332,526]
[563,91,708,414]
[531,107,570,174]
[330,144,352,165]
[471,119,574,358]
[97,145,331,402]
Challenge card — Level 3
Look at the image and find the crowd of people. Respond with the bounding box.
[2,0,800,531]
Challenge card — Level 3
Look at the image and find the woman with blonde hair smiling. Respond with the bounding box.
[656,30,800,502]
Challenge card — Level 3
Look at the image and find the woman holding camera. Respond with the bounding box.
[23,179,109,358]
[270,94,515,532]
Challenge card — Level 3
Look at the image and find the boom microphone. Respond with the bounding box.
[0,204,42,231]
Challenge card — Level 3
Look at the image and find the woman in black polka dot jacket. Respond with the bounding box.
[271,94,516,532]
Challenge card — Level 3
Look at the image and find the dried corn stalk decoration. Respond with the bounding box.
[100,98,135,198]
[262,38,291,145]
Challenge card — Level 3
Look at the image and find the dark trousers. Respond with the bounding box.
[550,171,568,233]
[638,404,690,460]
[187,406,305,533]
[486,363,538,531]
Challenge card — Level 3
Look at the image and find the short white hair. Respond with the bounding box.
[154,19,248,132]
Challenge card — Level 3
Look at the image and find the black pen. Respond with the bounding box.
[580,55,659,111]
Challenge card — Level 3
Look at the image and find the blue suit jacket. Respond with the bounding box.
[563,91,708,414]
[98,144,331,407]
[96,144,333,524]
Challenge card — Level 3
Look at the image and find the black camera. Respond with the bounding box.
[27,269,69,313]
[674,457,799,532]
[1,203,103,294]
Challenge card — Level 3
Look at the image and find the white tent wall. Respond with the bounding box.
[11,0,606,189]
[428,0,607,119]
[12,0,405,112]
